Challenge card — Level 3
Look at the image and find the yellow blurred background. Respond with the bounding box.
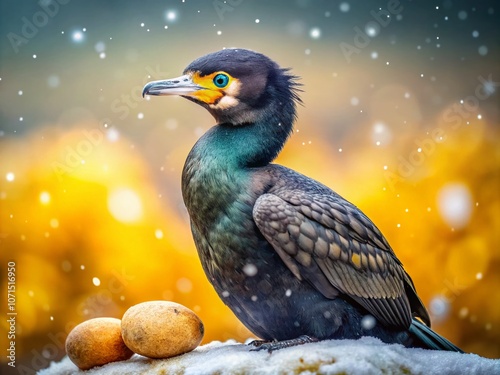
[0,0,499,372]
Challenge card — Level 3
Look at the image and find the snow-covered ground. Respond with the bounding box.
[38,337,499,375]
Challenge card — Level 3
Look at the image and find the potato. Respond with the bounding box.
[65,317,133,370]
[121,301,204,358]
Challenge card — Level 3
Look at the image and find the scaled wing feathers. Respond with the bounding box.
[253,190,428,328]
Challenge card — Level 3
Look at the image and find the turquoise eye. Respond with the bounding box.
[213,73,229,88]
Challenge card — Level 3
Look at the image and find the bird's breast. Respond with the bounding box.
[181,152,281,284]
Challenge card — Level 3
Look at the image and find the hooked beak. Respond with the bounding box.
[142,74,202,97]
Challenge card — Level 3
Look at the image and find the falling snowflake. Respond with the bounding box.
[309,27,321,39]
[361,315,376,330]
[243,263,258,277]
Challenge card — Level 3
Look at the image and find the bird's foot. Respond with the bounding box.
[248,335,319,353]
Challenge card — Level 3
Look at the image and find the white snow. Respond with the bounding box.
[38,337,500,375]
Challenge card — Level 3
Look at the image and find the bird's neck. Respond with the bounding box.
[181,113,293,227]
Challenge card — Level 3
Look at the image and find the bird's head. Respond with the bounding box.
[143,48,301,126]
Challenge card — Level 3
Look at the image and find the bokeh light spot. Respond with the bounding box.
[61,260,71,272]
[372,122,392,146]
[176,277,192,293]
[166,10,177,21]
[71,30,84,43]
[309,27,321,39]
[365,22,380,37]
[107,188,143,223]
[50,218,59,228]
[94,41,106,53]
[106,127,120,142]
[155,229,164,239]
[339,2,350,12]
[437,183,473,229]
[430,295,450,321]
[47,75,60,88]
[40,191,51,205]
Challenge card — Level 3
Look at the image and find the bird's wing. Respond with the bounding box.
[253,190,427,329]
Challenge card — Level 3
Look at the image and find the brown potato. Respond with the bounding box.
[121,301,204,358]
[65,317,133,370]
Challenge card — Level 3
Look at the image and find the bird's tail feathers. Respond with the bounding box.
[409,318,463,352]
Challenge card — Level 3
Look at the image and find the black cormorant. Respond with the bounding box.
[143,48,462,352]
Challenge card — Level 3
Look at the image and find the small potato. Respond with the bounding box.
[121,301,204,358]
[65,317,134,370]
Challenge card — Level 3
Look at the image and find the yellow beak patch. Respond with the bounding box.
[188,71,235,105]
